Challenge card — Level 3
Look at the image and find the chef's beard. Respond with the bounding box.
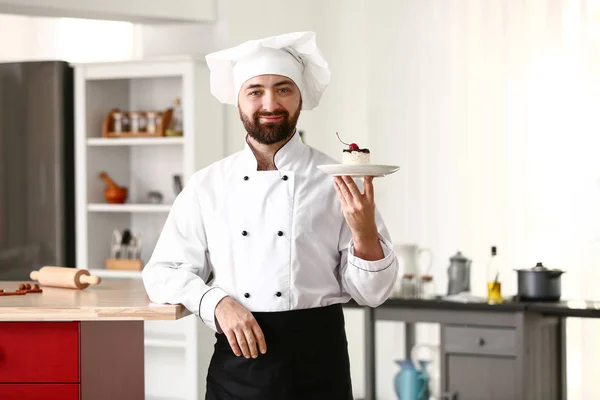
[240,103,301,145]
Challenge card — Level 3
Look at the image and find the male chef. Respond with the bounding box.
[142,31,399,400]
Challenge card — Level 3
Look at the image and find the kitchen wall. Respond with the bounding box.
[365,1,600,399]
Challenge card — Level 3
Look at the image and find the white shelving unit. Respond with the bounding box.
[73,57,224,400]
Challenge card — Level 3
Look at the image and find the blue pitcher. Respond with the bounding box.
[393,359,429,400]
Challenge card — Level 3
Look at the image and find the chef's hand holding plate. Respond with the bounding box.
[334,176,376,233]
[215,296,267,358]
[334,176,384,260]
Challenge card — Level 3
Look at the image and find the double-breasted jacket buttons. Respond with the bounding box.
[241,172,287,303]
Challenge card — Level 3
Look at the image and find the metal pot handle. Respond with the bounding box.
[549,270,565,279]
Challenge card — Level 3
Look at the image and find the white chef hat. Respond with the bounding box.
[205,31,330,110]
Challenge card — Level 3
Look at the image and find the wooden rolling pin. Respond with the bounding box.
[30,266,101,290]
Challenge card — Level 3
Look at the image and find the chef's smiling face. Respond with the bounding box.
[238,74,302,145]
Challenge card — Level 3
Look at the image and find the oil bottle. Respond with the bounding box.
[486,246,503,304]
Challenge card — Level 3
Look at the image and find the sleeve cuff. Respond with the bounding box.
[199,286,229,333]
[348,234,396,272]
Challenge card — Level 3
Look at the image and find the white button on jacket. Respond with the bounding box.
[142,132,399,332]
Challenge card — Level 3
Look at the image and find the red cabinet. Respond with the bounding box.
[0,384,79,400]
[0,322,79,383]
[0,320,144,400]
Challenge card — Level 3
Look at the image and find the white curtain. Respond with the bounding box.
[367,0,600,398]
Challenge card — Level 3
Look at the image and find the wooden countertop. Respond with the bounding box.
[0,279,190,321]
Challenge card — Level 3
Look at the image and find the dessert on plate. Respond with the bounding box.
[337,132,370,165]
[342,146,370,165]
[317,133,399,177]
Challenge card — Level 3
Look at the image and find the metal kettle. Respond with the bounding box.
[447,251,472,295]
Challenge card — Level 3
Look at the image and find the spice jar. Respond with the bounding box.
[113,112,124,134]
[419,275,435,299]
[401,273,416,299]
[146,111,158,134]
[129,112,141,133]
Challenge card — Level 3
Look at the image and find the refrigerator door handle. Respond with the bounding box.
[39,163,47,206]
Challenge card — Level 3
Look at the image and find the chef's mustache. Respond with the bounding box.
[255,110,289,118]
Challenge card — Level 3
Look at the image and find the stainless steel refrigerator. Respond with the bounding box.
[0,61,75,280]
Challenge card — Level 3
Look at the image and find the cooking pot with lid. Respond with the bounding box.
[514,262,565,301]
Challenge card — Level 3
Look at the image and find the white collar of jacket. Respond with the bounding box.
[241,130,306,170]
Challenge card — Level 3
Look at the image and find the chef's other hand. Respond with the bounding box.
[215,296,267,358]
[333,175,377,237]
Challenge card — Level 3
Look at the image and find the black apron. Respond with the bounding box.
[205,303,353,400]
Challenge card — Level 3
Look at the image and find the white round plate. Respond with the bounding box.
[317,164,400,177]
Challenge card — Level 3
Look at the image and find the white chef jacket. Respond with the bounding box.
[142,132,399,333]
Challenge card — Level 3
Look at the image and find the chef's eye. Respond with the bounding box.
[249,90,261,96]
[278,87,291,93]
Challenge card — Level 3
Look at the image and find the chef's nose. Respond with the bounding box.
[261,91,279,112]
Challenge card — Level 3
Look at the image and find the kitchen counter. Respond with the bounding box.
[523,298,600,317]
[348,294,600,400]
[348,295,600,316]
[347,296,527,312]
[0,279,189,400]
[0,279,189,321]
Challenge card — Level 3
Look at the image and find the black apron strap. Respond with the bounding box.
[205,303,353,400]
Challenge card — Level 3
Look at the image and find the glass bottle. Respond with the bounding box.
[166,97,183,136]
[486,246,503,304]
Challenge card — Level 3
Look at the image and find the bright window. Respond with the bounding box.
[56,17,137,62]
[0,14,137,63]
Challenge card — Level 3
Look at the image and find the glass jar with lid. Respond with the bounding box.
[146,111,160,134]
[113,112,125,134]
[419,275,435,299]
[400,273,416,299]
[129,112,145,133]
